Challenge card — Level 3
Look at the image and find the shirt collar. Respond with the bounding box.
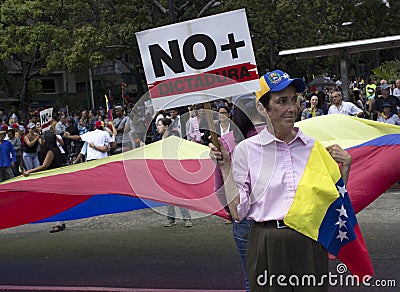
[258,127,310,146]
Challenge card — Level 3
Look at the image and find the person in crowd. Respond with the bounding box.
[131,107,147,148]
[377,101,400,125]
[7,129,22,176]
[88,109,98,129]
[112,105,129,154]
[215,70,352,291]
[0,129,16,182]
[22,123,40,170]
[1,124,9,140]
[366,88,376,119]
[373,83,400,119]
[64,120,113,161]
[10,123,21,139]
[301,95,324,120]
[215,105,234,136]
[0,111,7,123]
[55,115,67,135]
[365,78,377,100]
[316,91,328,115]
[150,110,166,142]
[23,132,64,232]
[187,104,205,143]
[351,88,364,110]
[168,108,182,137]
[157,117,193,228]
[328,90,364,117]
[393,79,400,99]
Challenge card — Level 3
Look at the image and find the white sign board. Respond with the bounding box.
[40,108,53,133]
[136,9,259,111]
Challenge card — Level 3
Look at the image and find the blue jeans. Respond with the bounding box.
[23,152,40,170]
[166,205,191,221]
[233,219,252,292]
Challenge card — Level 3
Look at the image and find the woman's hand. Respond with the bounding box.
[326,144,352,166]
[209,138,231,168]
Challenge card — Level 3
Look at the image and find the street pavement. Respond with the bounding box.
[0,190,398,292]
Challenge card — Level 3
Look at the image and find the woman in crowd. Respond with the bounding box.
[215,105,234,137]
[377,102,400,125]
[187,104,207,143]
[22,123,40,170]
[301,95,324,120]
[157,117,193,228]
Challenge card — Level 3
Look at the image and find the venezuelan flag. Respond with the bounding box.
[0,114,398,241]
[283,140,373,278]
[0,137,226,230]
[296,114,400,213]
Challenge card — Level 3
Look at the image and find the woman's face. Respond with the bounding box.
[36,122,41,130]
[157,120,167,135]
[218,108,230,121]
[310,96,319,106]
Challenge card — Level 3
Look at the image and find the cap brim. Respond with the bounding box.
[270,78,306,93]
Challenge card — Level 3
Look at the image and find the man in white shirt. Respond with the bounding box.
[168,108,182,137]
[64,121,113,161]
[328,90,364,117]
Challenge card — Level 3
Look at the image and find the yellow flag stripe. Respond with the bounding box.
[296,115,400,148]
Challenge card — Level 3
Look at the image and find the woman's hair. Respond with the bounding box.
[232,96,261,144]
[158,117,172,127]
[258,92,272,110]
[43,132,57,153]
[217,105,231,115]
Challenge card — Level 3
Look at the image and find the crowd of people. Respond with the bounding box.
[298,77,400,124]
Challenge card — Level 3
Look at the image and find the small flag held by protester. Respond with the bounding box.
[105,94,113,121]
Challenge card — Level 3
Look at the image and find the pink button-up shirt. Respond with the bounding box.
[232,127,315,221]
[214,126,266,210]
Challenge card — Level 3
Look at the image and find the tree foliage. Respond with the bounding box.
[0,0,399,110]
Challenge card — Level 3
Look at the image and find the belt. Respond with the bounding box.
[255,220,287,229]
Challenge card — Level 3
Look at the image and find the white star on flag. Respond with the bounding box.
[337,184,347,198]
[335,217,347,228]
[336,205,348,218]
[337,230,349,242]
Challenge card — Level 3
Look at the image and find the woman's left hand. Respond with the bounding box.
[326,144,352,166]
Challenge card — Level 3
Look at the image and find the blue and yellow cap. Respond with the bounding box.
[256,70,306,101]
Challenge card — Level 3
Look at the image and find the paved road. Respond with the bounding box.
[0,190,398,291]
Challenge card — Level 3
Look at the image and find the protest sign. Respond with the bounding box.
[136,9,259,111]
[40,108,53,133]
